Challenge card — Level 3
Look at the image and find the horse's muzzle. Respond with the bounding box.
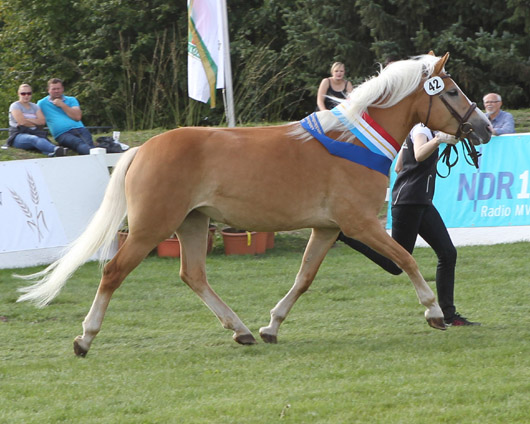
[467,121,492,145]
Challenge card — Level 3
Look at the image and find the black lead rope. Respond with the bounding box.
[424,74,483,178]
[437,138,481,178]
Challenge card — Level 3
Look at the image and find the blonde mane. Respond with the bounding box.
[293,54,442,142]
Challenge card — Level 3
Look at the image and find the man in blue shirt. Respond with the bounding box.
[483,93,515,136]
[37,78,94,154]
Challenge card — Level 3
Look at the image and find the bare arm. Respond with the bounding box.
[412,133,443,162]
[34,109,47,126]
[51,98,82,121]
[11,108,45,127]
[316,78,330,111]
[394,149,403,173]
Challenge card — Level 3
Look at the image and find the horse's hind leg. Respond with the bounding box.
[260,228,338,343]
[73,238,155,357]
[177,211,256,345]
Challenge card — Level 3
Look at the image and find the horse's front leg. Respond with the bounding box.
[350,221,445,330]
[260,228,339,343]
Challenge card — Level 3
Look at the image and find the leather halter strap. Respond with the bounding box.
[423,75,481,174]
[423,75,477,139]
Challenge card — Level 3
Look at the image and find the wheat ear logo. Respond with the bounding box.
[9,172,49,243]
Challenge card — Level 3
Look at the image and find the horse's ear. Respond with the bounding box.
[427,50,435,56]
[433,52,450,74]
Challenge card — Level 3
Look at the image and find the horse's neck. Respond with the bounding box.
[367,97,419,147]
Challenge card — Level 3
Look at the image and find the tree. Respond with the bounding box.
[0,0,528,129]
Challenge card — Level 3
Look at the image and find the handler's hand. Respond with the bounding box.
[436,132,458,145]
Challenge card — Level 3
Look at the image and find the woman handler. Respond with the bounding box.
[338,124,480,326]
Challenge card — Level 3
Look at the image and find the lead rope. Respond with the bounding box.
[434,84,480,178]
[437,137,481,178]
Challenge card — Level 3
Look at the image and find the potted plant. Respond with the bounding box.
[157,232,181,258]
[220,228,273,255]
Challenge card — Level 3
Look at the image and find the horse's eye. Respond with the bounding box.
[447,89,458,96]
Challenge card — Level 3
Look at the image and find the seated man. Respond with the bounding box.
[37,78,94,154]
[483,92,515,136]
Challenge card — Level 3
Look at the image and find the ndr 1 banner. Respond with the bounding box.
[387,133,530,228]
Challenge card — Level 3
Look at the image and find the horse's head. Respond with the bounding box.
[420,52,492,146]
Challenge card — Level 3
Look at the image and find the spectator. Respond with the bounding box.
[338,124,481,327]
[6,84,66,157]
[316,62,353,111]
[37,78,95,154]
[483,93,515,135]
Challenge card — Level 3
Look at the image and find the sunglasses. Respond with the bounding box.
[484,101,500,104]
[19,92,32,96]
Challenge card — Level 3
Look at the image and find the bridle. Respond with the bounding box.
[423,74,482,176]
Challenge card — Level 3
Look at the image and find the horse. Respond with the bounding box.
[17,53,491,356]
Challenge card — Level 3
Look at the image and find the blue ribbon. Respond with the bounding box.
[300,113,392,176]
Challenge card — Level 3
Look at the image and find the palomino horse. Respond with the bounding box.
[18,53,491,356]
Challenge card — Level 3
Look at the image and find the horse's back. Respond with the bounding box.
[125,124,388,231]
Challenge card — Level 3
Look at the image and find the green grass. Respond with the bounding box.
[1,231,528,423]
[511,108,530,133]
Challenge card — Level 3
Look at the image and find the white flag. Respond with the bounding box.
[188,0,225,107]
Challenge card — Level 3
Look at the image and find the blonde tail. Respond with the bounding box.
[16,147,140,307]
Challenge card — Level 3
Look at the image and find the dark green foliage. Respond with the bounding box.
[0,0,527,129]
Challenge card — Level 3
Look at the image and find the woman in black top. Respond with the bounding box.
[338,124,480,326]
[316,62,353,111]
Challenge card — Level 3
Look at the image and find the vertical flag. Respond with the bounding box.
[188,0,225,108]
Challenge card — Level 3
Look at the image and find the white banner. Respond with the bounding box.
[188,0,225,107]
[0,161,67,252]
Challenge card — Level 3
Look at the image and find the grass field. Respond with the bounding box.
[1,231,528,423]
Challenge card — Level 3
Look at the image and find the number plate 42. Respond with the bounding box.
[424,76,445,95]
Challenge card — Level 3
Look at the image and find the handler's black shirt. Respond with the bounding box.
[391,129,438,206]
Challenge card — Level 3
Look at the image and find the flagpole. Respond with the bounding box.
[220,0,235,127]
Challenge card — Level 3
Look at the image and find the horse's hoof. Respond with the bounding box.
[73,338,88,357]
[427,317,447,330]
[259,331,278,344]
[233,333,257,345]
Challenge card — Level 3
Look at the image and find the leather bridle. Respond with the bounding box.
[423,74,482,175]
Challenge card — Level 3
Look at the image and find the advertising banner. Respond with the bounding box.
[0,161,67,252]
[387,133,530,228]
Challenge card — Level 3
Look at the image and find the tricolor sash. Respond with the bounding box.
[300,112,394,176]
[330,103,400,160]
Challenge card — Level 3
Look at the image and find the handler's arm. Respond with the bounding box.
[394,150,403,173]
[413,131,458,162]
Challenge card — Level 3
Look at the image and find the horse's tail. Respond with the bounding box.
[16,147,141,307]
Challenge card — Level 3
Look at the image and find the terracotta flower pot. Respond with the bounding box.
[221,228,258,255]
[254,232,268,254]
[157,238,180,258]
[266,232,275,250]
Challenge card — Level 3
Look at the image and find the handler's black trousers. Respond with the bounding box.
[338,204,457,320]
